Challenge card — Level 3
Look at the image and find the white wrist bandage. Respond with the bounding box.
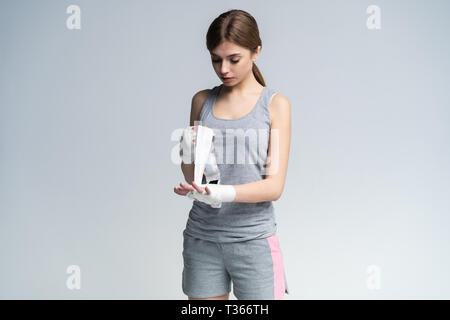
[187,183,236,208]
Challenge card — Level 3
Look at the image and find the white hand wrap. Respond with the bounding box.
[194,125,214,184]
[203,141,221,183]
[179,126,196,164]
[187,184,236,208]
[181,124,226,207]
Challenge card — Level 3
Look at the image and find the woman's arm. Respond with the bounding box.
[233,93,291,203]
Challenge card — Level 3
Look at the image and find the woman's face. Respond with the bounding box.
[210,40,260,86]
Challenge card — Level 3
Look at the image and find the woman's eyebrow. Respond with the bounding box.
[211,52,242,57]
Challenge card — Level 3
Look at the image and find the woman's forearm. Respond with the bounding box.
[181,162,195,184]
[181,165,280,203]
[233,178,281,203]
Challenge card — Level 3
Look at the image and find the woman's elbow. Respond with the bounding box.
[267,179,283,201]
[271,189,282,201]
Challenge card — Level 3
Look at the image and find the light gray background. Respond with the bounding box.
[1,0,449,299]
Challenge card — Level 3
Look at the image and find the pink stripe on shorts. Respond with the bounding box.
[266,234,289,299]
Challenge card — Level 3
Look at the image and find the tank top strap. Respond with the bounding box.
[253,86,278,124]
[268,88,279,104]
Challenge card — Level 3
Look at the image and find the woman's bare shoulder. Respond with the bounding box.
[190,89,213,125]
[269,92,291,123]
[192,89,212,106]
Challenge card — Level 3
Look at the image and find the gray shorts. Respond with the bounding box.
[182,231,290,299]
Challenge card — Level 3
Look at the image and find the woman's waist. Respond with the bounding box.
[191,200,274,217]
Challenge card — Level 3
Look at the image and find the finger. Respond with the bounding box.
[175,186,183,193]
[180,184,195,195]
[191,181,200,192]
[191,181,204,193]
[205,186,211,194]
[180,182,194,191]
[175,187,189,196]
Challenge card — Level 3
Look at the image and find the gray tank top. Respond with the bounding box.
[183,83,279,243]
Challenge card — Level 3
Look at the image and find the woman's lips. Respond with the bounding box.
[222,77,234,82]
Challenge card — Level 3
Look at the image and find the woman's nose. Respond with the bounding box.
[220,62,231,73]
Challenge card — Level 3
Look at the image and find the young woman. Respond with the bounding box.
[174,9,291,300]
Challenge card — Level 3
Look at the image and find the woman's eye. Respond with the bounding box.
[212,60,240,64]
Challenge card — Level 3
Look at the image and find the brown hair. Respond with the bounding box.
[206,9,265,87]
